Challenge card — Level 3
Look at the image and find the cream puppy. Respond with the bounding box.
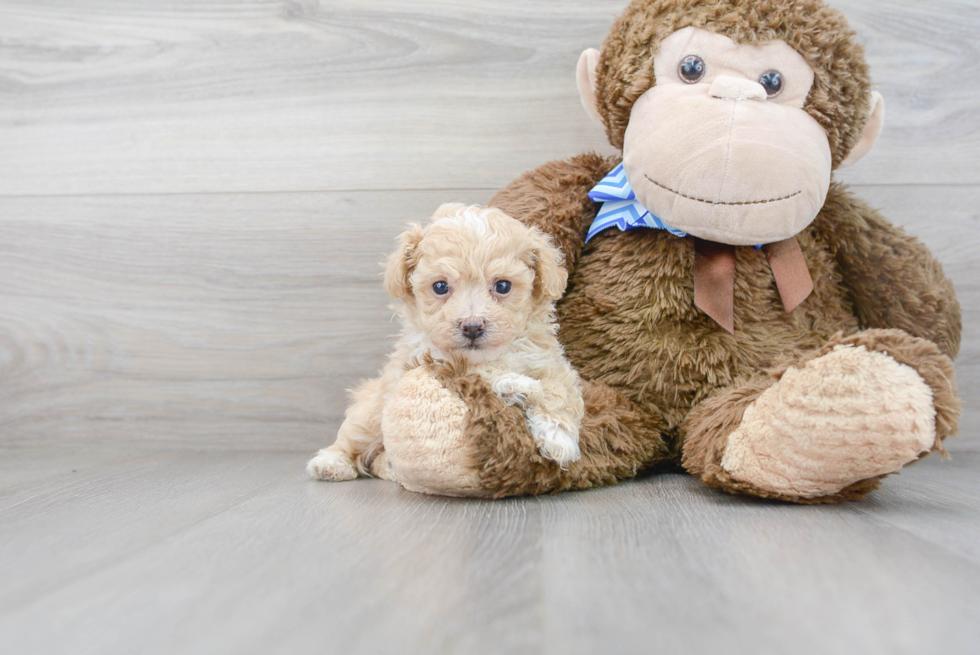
[307,203,584,482]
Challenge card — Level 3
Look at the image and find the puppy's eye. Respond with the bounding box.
[493,280,512,295]
[432,281,450,296]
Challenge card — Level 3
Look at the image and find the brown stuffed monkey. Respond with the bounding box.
[379,0,962,503]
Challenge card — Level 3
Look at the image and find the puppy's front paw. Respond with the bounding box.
[527,413,581,467]
[491,373,542,407]
[306,448,358,481]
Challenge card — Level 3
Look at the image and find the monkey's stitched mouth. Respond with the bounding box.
[644,175,801,206]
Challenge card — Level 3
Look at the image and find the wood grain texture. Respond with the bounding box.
[0,189,491,448]
[0,445,978,655]
[1,0,978,195]
[1,185,975,448]
[1,3,978,653]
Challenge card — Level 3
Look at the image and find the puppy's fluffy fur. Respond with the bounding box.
[307,203,584,482]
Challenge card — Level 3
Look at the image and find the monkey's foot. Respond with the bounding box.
[381,367,489,497]
[723,343,936,498]
[683,330,959,502]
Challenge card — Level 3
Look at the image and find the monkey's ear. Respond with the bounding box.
[839,91,885,168]
[576,48,604,127]
[383,223,425,301]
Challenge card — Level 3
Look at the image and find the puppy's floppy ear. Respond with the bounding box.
[527,229,568,303]
[384,223,425,301]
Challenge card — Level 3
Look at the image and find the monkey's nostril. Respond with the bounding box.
[460,321,486,340]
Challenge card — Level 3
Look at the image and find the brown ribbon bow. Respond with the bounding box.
[693,236,813,334]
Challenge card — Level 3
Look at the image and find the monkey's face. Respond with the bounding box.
[622,27,832,246]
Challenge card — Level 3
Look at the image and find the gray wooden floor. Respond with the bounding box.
[2,1,979,653]
[2,444,979,654]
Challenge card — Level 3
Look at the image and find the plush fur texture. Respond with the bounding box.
[720,345,936,498]
[484,154,960,500]
[422,358,670,498]
[496,157,865,431]
[381,365,487,497]
[365,0,962,503]
[307,204,585,484]
[594,0,873,167]
[681,330,960,502]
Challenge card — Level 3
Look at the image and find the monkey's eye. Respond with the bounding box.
[493,280,512,295]
[678,55,706,84]
[759,70,783,98]
[432,281,450,296]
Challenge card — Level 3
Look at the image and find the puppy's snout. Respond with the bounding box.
[459,320,486,341]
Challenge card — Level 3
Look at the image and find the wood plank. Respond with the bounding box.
[0,449,300,614]
[847,450,980,565]
[0,447,545,655]
[1,0,978,196]
[0,442,141,492]
[541,464,980,654]
[0,189,492,448]
[0,445,978,654]
[832,0,980,188]
[1,185,976,448]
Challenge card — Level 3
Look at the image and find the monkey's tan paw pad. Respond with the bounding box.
[721,344,936,499]
[381,367,489,497]
[306,449,358,481]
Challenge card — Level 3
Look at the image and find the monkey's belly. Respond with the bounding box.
[556,229,858,430]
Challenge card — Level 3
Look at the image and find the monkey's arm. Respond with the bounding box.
[382,359,670,498]
[490,153,619,273]
[812,184,961,359]
[441,366,669,497]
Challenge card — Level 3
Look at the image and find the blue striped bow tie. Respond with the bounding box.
[586,163,687,242]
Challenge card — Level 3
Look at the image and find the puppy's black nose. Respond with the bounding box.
[460,321,486,341]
